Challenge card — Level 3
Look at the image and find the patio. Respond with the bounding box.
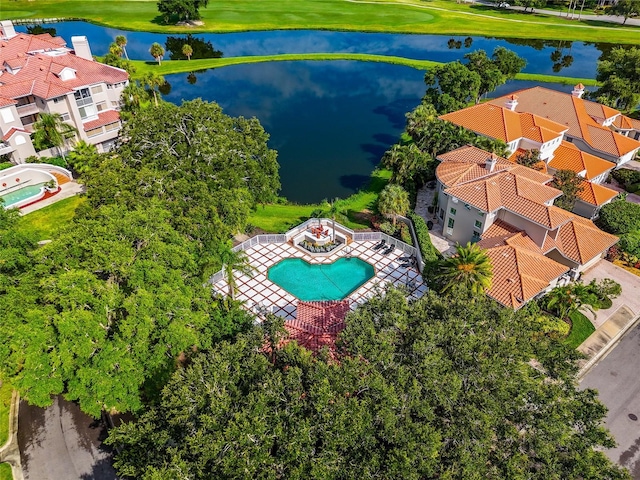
[212,225,427,320]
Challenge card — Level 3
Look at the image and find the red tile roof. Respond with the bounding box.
[477,222,570,309]
[0,33,128,101]
[284,300,351,354]
[2,126,29,141]
[440,102,567,144]
[82,110,120,131]
[613,115,640,131]
[548,141,615,180]
[489,87,640,158]
[576,180,618,207]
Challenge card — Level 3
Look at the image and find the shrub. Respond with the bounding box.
[379,221,397,236]
[611,168,640,187]
[399,223,413,246]
[406,210,441,281]
[533,314,571,339]
[596,200,640,234]
[0,162,13,171]
[619,231,640,257]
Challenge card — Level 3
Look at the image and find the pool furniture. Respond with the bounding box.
[373,239,386,250]
[382,245,395,256]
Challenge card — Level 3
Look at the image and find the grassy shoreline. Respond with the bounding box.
[2,0,639,44]
[129,54,599,86]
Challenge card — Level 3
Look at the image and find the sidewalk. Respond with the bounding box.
[0,391,24,480]
[577,306,639,379]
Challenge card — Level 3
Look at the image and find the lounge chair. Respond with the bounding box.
[400,261,412,268]
[383,245,395,256]
[373,239,386,250]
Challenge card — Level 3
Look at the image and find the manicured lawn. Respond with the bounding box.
[0,380,12,447]
[130,56,599,86]
[16,196,84,241]
[0,463,12,480]
[1,0,639,44]
[563,310,596,349]
[249,169,391,233]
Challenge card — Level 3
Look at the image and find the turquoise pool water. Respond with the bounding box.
[268,257,374,301]
[0,183,46,208]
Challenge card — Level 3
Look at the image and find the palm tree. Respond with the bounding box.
[437,242,493,295]
[142,72,165,107]
[67,140,99,175]
[218,244,256,300]
[182,44,193,61]
[149,42,165,65]
[115,35,129,60]
[377,184,409,227]
[109,42,123,58]
[544,285,577,321]
[32,112,77,160]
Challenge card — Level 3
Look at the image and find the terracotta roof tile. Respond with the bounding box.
[0,33,128,101]
[613,115,640,131]
[489,87,640,158]
[548,141,615,180]
[484,244,569,309]
[440,103,566,145]
[2,126,29,141]
[283,300,350,354]
[82,110,120,131]
[552,210,618,264]
[576,180,618,206]
[0,96,16,107]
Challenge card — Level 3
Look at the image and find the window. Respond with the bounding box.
[474,220,482,229]
[53,96,65,104]
[447,218,455,229]
[450,207,456,216]
[78,104,97,120]
[0,108,14,123]
[105,121,120,132]
[478,212,485,217]
[91,85,103,95]
[60,113,70,121]
[439,208,444,220]
[472,231,481,241]
[464,203,471,211]
[96,101,107,112]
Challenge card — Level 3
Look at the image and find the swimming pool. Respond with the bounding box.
[0,183,46,208]
[268,257,375,301]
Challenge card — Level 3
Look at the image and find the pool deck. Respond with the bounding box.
[213,240,427,320]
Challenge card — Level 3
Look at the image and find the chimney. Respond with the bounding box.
[71,36,93,61]
[0,20,17,40]
[572,83,585,99]
[486,153,497,172]
[505,94,518,111]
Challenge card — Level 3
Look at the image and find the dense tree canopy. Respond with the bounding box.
[0,99,279,417]
[107,287,628,479]
[423,61,481,114]
[596,199,640,235]
[157,0,209,23]
[551,169,584,211]
[593,46,640,111]
[464,47,526,103]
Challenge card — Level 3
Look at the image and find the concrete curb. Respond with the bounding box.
[0,391,24,480]
[577,313,640,380]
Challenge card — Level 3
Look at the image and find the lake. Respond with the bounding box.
[16,22,613,203]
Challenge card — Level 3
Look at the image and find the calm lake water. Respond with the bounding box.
[16,22,608,202]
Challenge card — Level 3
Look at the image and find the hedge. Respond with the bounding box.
[407,210,441,280]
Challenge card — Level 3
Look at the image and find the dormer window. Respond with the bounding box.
[57,67,76,81]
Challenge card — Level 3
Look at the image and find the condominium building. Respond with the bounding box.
[0,20,129,163]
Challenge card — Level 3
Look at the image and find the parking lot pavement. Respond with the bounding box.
[18,396,118,480]
[580,321,640,478]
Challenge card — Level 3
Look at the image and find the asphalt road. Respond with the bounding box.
[18,396,118,480]
[581,320,640,479]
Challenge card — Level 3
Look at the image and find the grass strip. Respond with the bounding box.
[0,463,12,480]
[128,55,599,86]
[249,169,391,233]
[563,310,596,349]
[2,0,639,44]
[16,196,85,241]
[0,380,12,447]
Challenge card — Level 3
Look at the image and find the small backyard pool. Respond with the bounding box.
[268,257,375,301]
[0,182,46,208]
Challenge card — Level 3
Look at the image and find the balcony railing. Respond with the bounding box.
[16,102,39,116]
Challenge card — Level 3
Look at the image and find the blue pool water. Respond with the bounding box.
[0,183,45,208]
[268,257,374,301]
